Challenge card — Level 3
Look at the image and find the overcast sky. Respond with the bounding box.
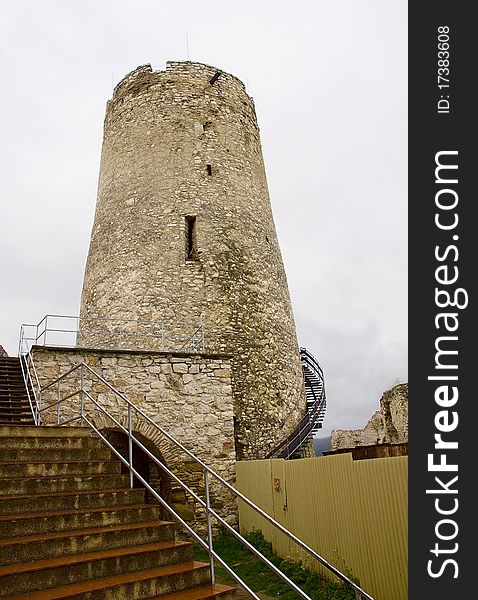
[0,0,407,437]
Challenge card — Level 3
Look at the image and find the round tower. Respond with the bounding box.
[79,62,305,459]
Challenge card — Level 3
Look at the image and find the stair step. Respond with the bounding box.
[1,561,212,599]
[0,414,33,421]
[0,504,163,538]
[0,474,129,497]
[0,519,176,565]
[0,447,111,462]
[0,460,121,478]
[0,414,33,419]
[0,434,106,450]
[0,541,194,596]
[0,426,93,438]
[0,400,31,404]
[0,487,145,514]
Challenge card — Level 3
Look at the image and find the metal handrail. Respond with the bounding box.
[18,325,43,424]
[19,314,205,354]
[35,360,373,600]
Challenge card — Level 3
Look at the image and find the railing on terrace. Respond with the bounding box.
[18,351,374,600]
[18,314,205,354]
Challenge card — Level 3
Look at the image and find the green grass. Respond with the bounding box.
[193,529,358,600]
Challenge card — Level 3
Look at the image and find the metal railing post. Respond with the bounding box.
[38,385,42,424]
[204,469,215,584]
[128,404,134,489]
[80,364,85,426]
[56,381,61,425]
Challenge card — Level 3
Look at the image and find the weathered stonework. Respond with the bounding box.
[331,383,408,450]
[32,345,236,527]
[79,61,306,459]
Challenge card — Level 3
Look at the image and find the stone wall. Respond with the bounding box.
[32,345,237,527]
[331,383,408,450]
[78,61,306,460]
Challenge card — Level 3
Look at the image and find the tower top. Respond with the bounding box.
[111,61,250,104]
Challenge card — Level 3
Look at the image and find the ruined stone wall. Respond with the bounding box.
[331,383,408,450]
[31,345,236,527]
[79,61,305,459]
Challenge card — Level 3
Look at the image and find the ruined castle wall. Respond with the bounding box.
[79,62,305,459]
[331,383,408,450]
[31,345,236,525]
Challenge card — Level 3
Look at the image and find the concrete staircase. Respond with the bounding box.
[0,358,34,425]
[0,425,235,599]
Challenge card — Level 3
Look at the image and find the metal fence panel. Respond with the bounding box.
[236,454,408,600]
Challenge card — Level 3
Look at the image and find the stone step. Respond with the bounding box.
[0,398,30,403]
[0,385,27,390]
[0,473,131,496]
[0,411,32,418]
[0,417,34,425]
[0,504,162,538]
[0,544,196,597]
[0,426,92,438]
[0,412,32,418]
[0,399,31,405]
[0,519,176,565]
[0,446,112,463]
[0,460,121,478]
[0,434,106,450]
[2,561,212,599]
[0,487,146,515]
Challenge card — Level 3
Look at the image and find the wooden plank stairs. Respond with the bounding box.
[0,358,236,599]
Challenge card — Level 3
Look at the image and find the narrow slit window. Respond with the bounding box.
[185,216,198,260]
[206,164,212,176]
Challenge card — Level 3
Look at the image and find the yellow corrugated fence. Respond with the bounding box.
[236,453,407,600]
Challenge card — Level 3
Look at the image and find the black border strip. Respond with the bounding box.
[409,4,474,598]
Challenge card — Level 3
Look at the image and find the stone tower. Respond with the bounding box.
[79,62,305,459]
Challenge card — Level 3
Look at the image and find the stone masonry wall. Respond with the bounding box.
[32,345,236,527]
[331,383,408,450]
[79,61,306,460]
